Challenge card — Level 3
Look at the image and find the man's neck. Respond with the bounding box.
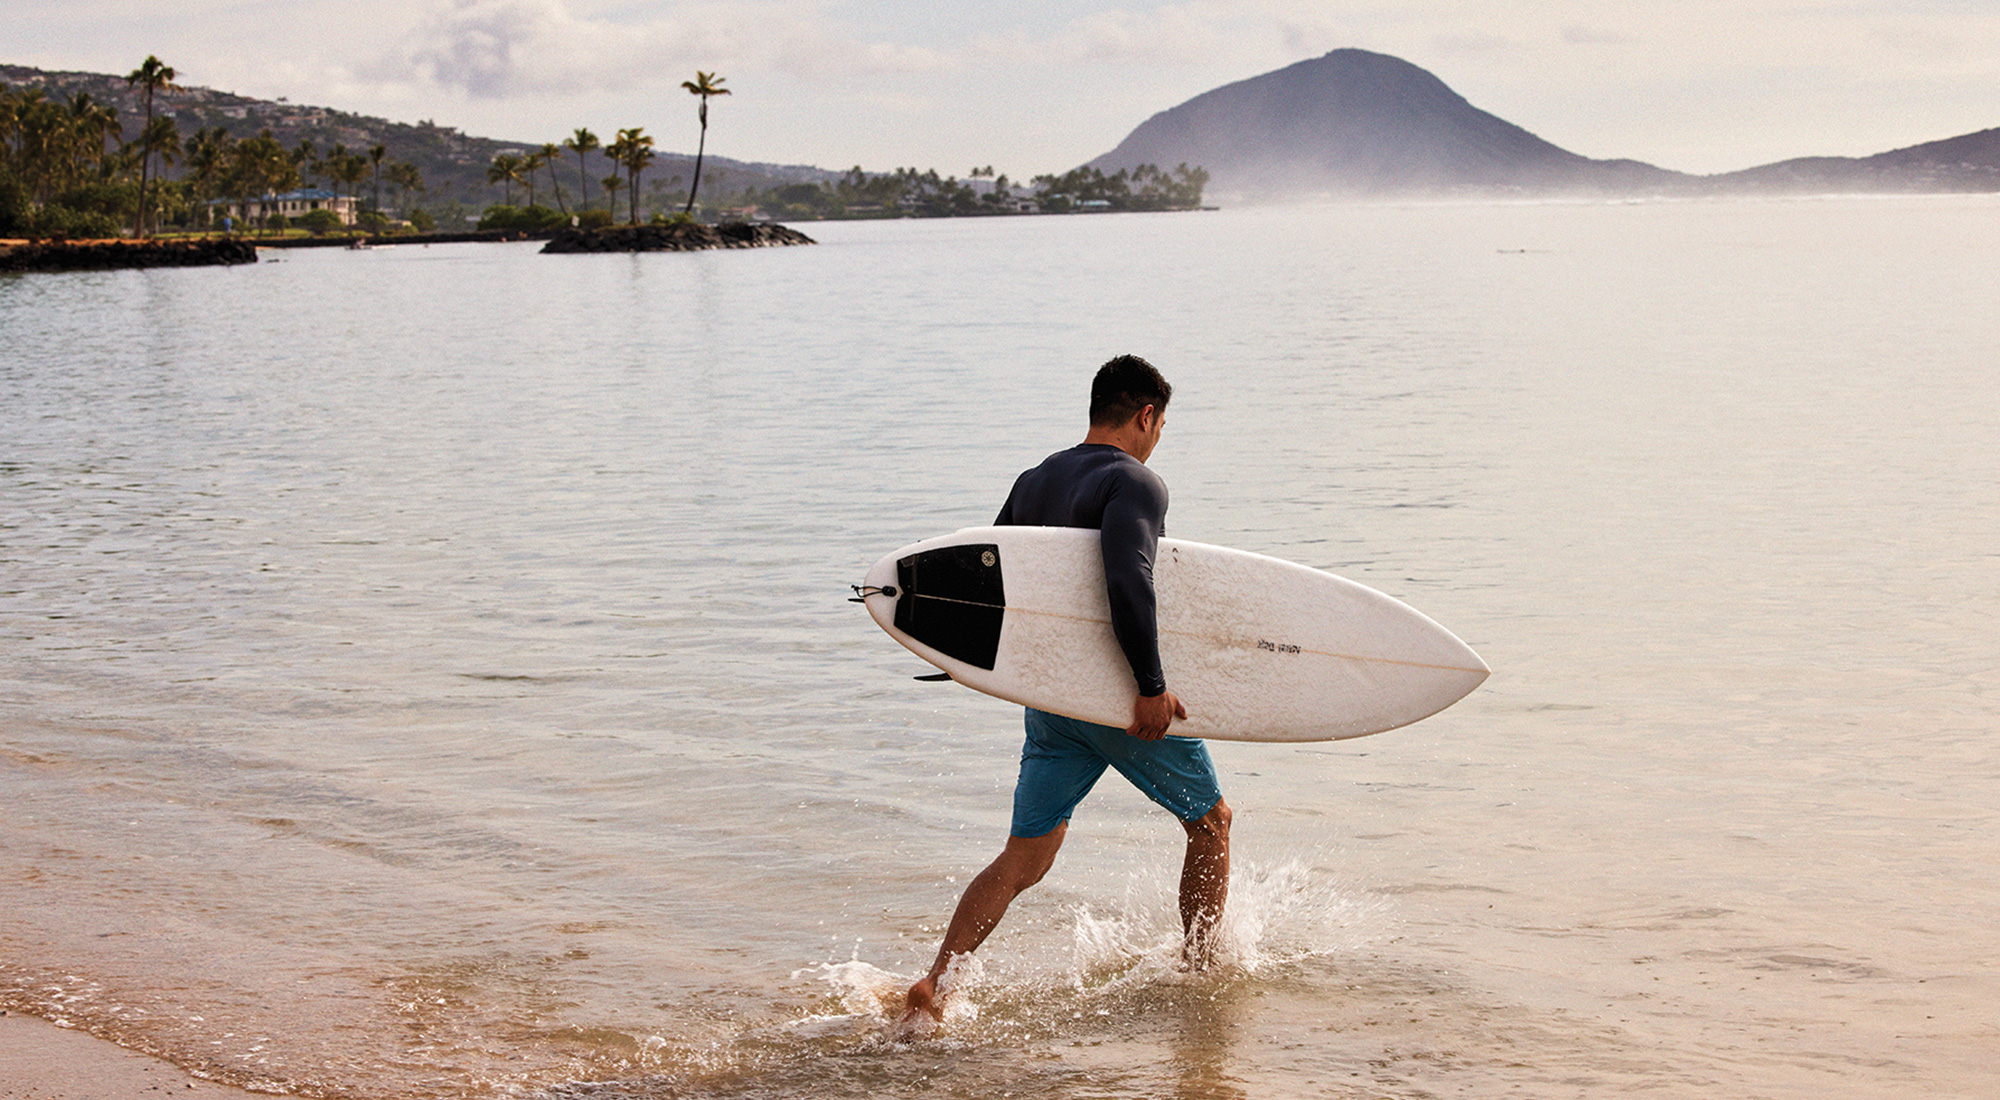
[1081,411,1155,463]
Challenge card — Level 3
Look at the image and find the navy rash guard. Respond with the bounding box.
[994,443,1169,697]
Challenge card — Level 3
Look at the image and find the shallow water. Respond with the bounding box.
[3,197,1997,1098]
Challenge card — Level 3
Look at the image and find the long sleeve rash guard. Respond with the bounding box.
[994,443,1170,697]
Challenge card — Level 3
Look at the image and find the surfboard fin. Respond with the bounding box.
[913,672,952,682]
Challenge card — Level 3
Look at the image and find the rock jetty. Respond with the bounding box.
[541,222,814,254]
[0,237,260,274]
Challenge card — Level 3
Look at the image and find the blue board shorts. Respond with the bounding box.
[1011,708,1223,838]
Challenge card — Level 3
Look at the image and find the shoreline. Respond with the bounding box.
[0,237,258,275]
[0,1011,257,1100]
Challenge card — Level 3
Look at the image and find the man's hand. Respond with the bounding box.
[1127,690,1187,741]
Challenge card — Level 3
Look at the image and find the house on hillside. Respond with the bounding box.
[214,188,358,226]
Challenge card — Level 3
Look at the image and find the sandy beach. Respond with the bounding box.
[0,1013,253,1100]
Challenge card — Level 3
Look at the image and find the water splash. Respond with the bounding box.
[801,857,1386,1040]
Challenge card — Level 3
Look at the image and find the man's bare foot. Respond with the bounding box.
[902,974,943,1023]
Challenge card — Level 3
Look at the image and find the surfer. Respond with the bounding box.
[904,354,1232,1024]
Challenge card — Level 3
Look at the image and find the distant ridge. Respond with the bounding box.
[1086,48,2000,199]
[1708,127,2000,194]
[1087,49,1685,198]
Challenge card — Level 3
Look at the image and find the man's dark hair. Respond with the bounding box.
[1089,354,1173,427]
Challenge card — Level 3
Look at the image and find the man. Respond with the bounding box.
[904,354,1232,1023]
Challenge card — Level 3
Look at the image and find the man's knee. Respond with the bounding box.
[1184,798,1231,842]
[995,827,1065,890]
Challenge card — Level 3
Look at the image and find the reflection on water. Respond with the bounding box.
[4,197,1999,1098]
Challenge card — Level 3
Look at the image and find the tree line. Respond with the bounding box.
[732,162,1210,221]
[476,71,730,232]
[7,57,1205,239]
[1,56,431,238]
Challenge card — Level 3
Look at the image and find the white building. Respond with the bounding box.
[216,188,358,227]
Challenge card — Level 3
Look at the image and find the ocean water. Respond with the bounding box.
[2,196,1996,1099]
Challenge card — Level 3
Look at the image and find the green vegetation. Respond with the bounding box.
[3,57,436,239]
[476,203,568,231]
[718,162,1210,221]
[607,126,655,225]
[3,57,1209,242]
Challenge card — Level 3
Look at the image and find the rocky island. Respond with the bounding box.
[0,236,258,274]
[541,222,814,254]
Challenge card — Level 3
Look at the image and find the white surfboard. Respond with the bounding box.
[857,526,1488,742]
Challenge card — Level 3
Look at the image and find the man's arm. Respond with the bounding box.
[1098,467,1175,735]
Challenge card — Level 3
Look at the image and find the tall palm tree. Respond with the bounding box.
[369,143,386,213]
[487,153,525,205]
[64,92,121,188]
[333,150,369,220]
[539,141,567,214]
[183,126,234,231]
[128,115,183,228]
[608,127,655,224]
[564,128,599,212]
[124,55,179,235]
[680,71,730,216]
[521,149,545,207]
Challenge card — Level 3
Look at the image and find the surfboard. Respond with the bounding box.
[856,526,1487,742]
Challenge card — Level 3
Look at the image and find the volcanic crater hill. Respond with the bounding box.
[1086,47,2000,199]
[1087,49,1687,198]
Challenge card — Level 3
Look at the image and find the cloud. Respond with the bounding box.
[372,0,955,98]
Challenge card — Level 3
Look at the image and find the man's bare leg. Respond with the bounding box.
[904,825,1067,1021]
[1178,799,1232,968]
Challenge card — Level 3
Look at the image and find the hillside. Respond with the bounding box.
[1086,49,1688,198]
[1705,127,2000,194]
[0,63,834,217]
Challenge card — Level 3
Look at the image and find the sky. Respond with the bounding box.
[6,0,1999,178]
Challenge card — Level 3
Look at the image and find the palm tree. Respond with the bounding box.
[487,153,525,205]
[183,126,234,231]
[225,129,300,235]
[385,160,424,217]
[369,143,386,213]
[124,55,179,235]
[63,92,121,192]
[564,128,599,212]
[332,150,369,221]
[600,173,623,221]
[608,127,655,224]
[128,115,183,229]
[680,71,730,216]
[539,141,567,214]
[521,149,545,208]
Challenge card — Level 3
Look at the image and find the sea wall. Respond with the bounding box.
[0,237,260,274]
[541,222,815,254]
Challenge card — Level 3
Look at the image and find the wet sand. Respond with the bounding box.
[0,1013,253,1100]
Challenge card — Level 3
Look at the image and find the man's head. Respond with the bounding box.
[1089,354,1172,428]
[1086,354,1172,463]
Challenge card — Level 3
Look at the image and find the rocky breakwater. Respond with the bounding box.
[0,237,260,274]
[541,222,815,254]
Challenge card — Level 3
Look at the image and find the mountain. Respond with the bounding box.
[1705,127,2000,194]
[1086,49,1687,198]
[1086,48,2000,200]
